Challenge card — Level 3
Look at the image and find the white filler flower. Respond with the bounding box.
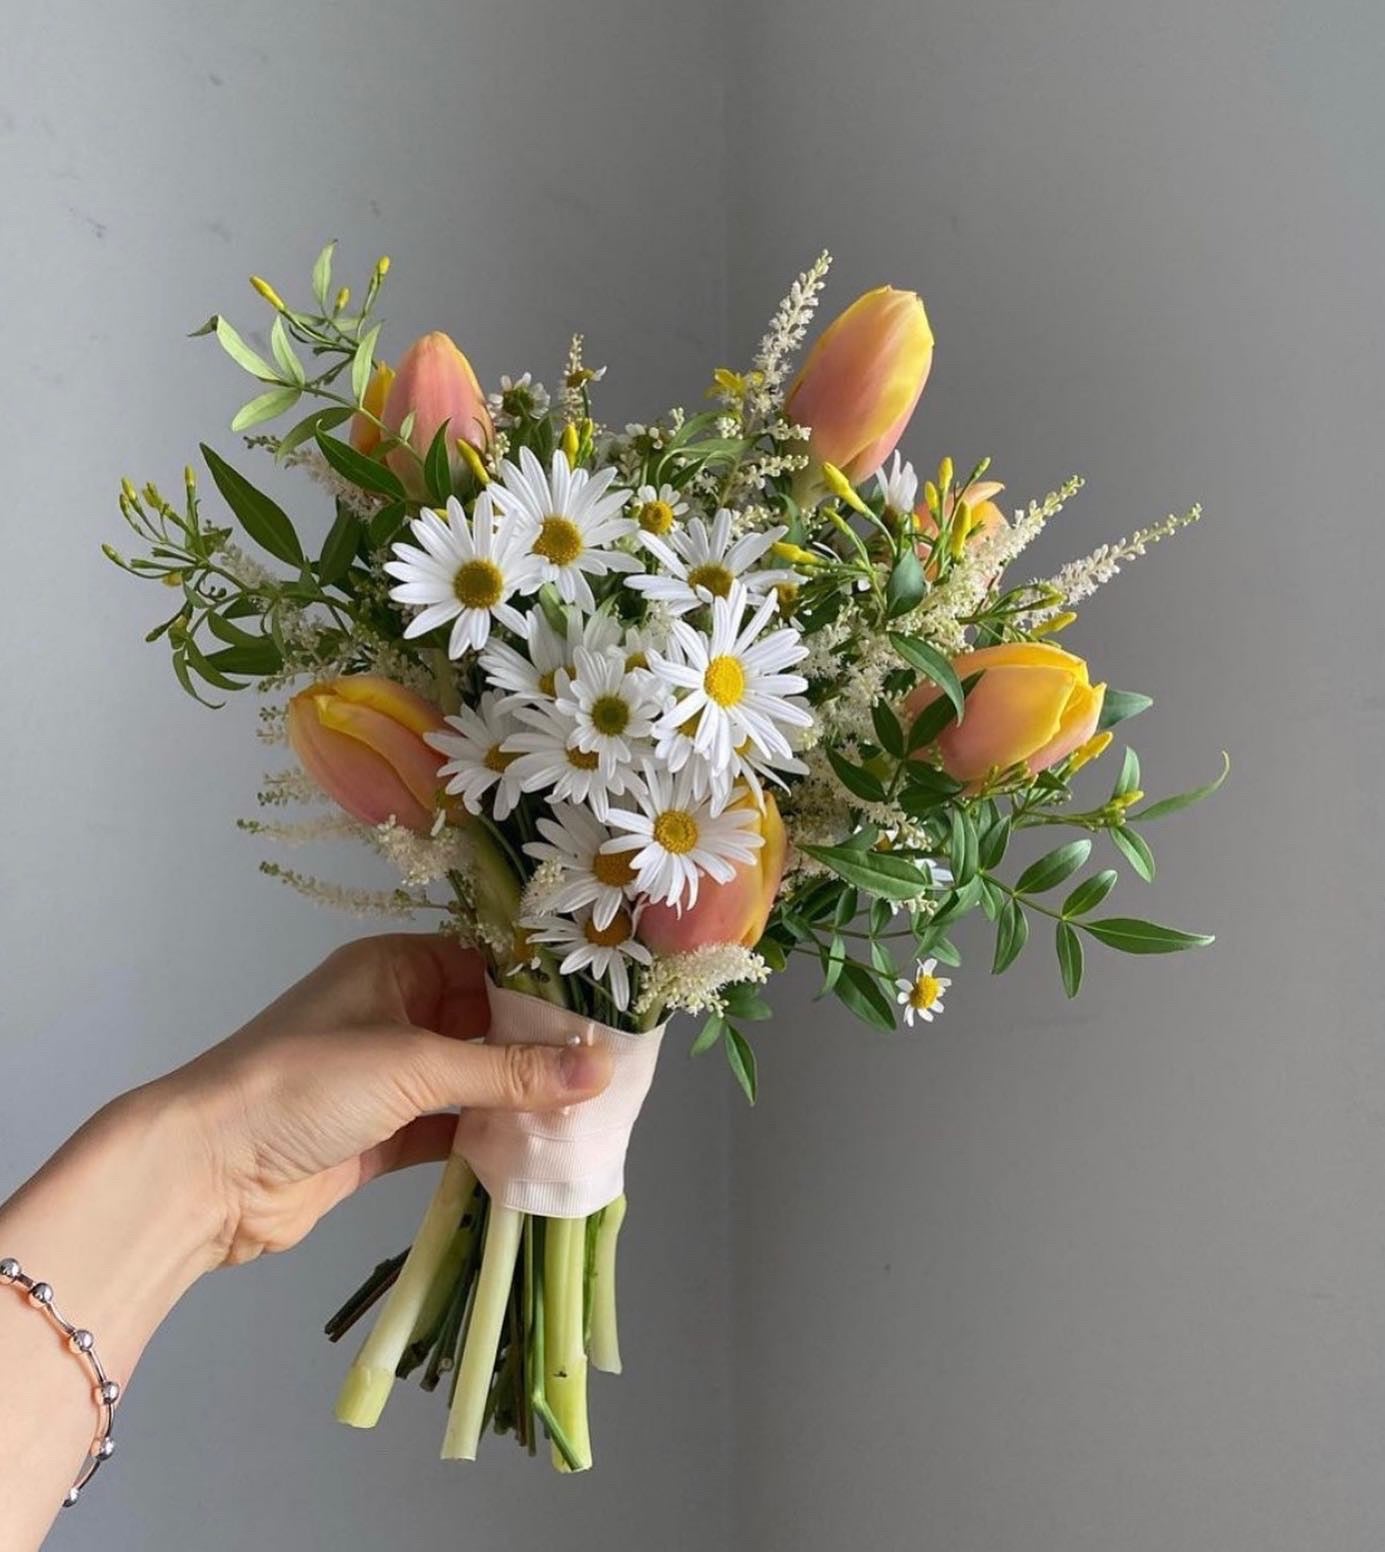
[426,692,525,820]
[629,508,796,616]
[523,803,640,930]
[525,907,651,1011]
[385,491,541,657]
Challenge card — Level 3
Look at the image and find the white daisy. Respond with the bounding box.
[384,491,542,658]
[425,692,525,820]
[479,607,623,707]
[523,803,640,929]
[603,762,763,911]
[716,736,810,814]
[503,700,645,820]
[650,584,813,772]
[894,958,951,1026]
[630,482,689,539]
[523,907,651,1012]
[554,646,667,774]
[486,372,549,424]
[876,452,919,517]
[489,447,640,610]
[629,507,798,616]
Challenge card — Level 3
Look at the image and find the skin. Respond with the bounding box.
[0,934,611,1551]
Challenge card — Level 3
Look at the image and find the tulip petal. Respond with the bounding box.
[287,694,433,831]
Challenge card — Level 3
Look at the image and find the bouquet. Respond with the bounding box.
[108,243,1223,1472]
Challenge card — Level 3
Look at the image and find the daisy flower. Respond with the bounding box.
[523,907,651,1012]
[523,802,640,929]
[650,584,813,771]
[895,958,951,1026]
[603,762,763,911]
[876,452,919,517]
[425,692,525,820]
[503,700,645,820]
[480,607,623,706]
[629,508,797,616]
[486,372,549,424]
[555,646,668,773]
[630,482,689,539]
[384,491,541,658]
[490,447,640,610]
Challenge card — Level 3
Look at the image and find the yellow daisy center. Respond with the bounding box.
[533,515,584,567]
[592,849,637,888]
[704,654,747,708]
[537,668,560,697]
[638,499,676,535]
[652,809,700,855]
[453,558,504,610]
[625,650,649,672]
[590,694,630,737]
[909,974,942,1012]
[775,582,799,616]
[484,744,517,774]
[565,746,600,771]
[677,709,702,738]
[584,909,633,948]
[687,562,735,599]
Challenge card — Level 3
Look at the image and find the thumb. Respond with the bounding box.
[406,1031,613,1113]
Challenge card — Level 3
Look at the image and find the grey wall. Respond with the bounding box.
[727,2,1385,1550]
[3,1,1383,1549]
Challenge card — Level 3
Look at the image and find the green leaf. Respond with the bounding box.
[1110,826,1155,882]
[204,639,282,676]
[834,964,897,1031]
[1083,917,1215,954]
[1062,868,1118,917]
[889,633,966,719]
[269,315,305,385]
[1056,922,1084,997]
[1115,746,1141,797]
[722,982,772,1022]
[318,508,362,587]
[1132,752,1230,822]
[180,632,247,690]
[1014,839,1092,895]
[311,239,337,309]
[949,808,979,885]
[1097,689,1153,731]
[724,1026,758,1104]
[351,322,382,405]
[275,404,353,460]
[214,316,278,381]
[200,444,303,567]
[758,938,787,972]
[799,843,932,902]
[992,899,1029,974]
[424,419,454,504]
[820,933,847,994]
[978,815,1011,870]
[827,749,888,804]
[230,384,301,432]
[368,500,407,549]
[690,1015,723,1057]
[870,701,904,759]
[885,546,925,619]
[314,432,407,500]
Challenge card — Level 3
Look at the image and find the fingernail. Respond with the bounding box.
[560,1044,606,1093]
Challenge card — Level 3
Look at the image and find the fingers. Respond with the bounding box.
[317,934,491,1038]
[404,1030,613,1114]
[357,1112,457,1185]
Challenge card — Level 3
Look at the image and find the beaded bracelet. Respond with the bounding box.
[1,1257,120,1507]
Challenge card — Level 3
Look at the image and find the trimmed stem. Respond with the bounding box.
[543,1216,593,1472]
[588,1195,627,1375]
[334,1155,478,1428]
[442,1204,524,1460]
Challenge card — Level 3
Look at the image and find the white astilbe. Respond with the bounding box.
[517,857,567,922]
[746,251,832,424]
[282,446,387,519]
[372,818,471,889]
[258,861,425,918]
[216,542,277,592]
[257,703,287,745]
[238,813,365,846]
[634,944,771,1020]
[256,769,323,808]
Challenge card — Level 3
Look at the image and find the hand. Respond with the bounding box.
[169,933,612,1268]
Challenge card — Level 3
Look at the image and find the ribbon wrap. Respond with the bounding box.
[451,981,665,1219]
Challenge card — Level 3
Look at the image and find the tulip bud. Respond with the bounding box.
[381,331,493,494]
[904,643,1106,788]
[786,286,934,497]
[350,359,396,455]
[637,794,787,954]
[287,675,448,833]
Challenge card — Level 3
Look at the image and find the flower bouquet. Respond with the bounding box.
[108,244,1222,1472]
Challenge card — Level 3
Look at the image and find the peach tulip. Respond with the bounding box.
[382,331,492,492]
[350,359,396,455]
[287,675,448,832]
[904,643,1106,787]
[637,794,787,953]
[786,286,934,495]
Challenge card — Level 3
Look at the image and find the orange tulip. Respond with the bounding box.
[350,359,395,455]
[381,331,492,493]
[287,675,448,832]
[904,643,1105,787]
[637,794,787,953]
[786,286,934,495]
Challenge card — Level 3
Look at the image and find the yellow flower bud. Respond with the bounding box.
[1032,610,1078,637]
[1067,729,1113,773]
[456,439,490,487]
[374,256,391,278]
[120,477,139,504]
[1113,788,1145,810]
[561,422,580,462]
[922,480,940,516]
[334,285,351,313]
[250,275,287,311]
[937,455,954,490]
[771,540,822,567]
[821,462,871,515]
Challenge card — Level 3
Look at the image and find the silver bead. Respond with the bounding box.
[99,1380,121,1405]
[28,1282,53,1307]
[70,1328,95,1353]
[94,1437,116,1460]
[0,1258,20,1283]
[63,1486,81,1508]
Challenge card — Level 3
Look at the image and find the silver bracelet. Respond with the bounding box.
[1,1257,120,1507]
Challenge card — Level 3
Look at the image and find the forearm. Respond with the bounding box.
[0,1084,219,1550]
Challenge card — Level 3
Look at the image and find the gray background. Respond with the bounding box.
[2,1,1382,1548]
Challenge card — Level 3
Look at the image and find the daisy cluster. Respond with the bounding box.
[386,446,813,1010]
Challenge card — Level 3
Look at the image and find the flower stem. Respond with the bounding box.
[588,1195,627,1375]
[334,1155,478,1428]
[543,1216,593,1472]
[442,1204,524,1460]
